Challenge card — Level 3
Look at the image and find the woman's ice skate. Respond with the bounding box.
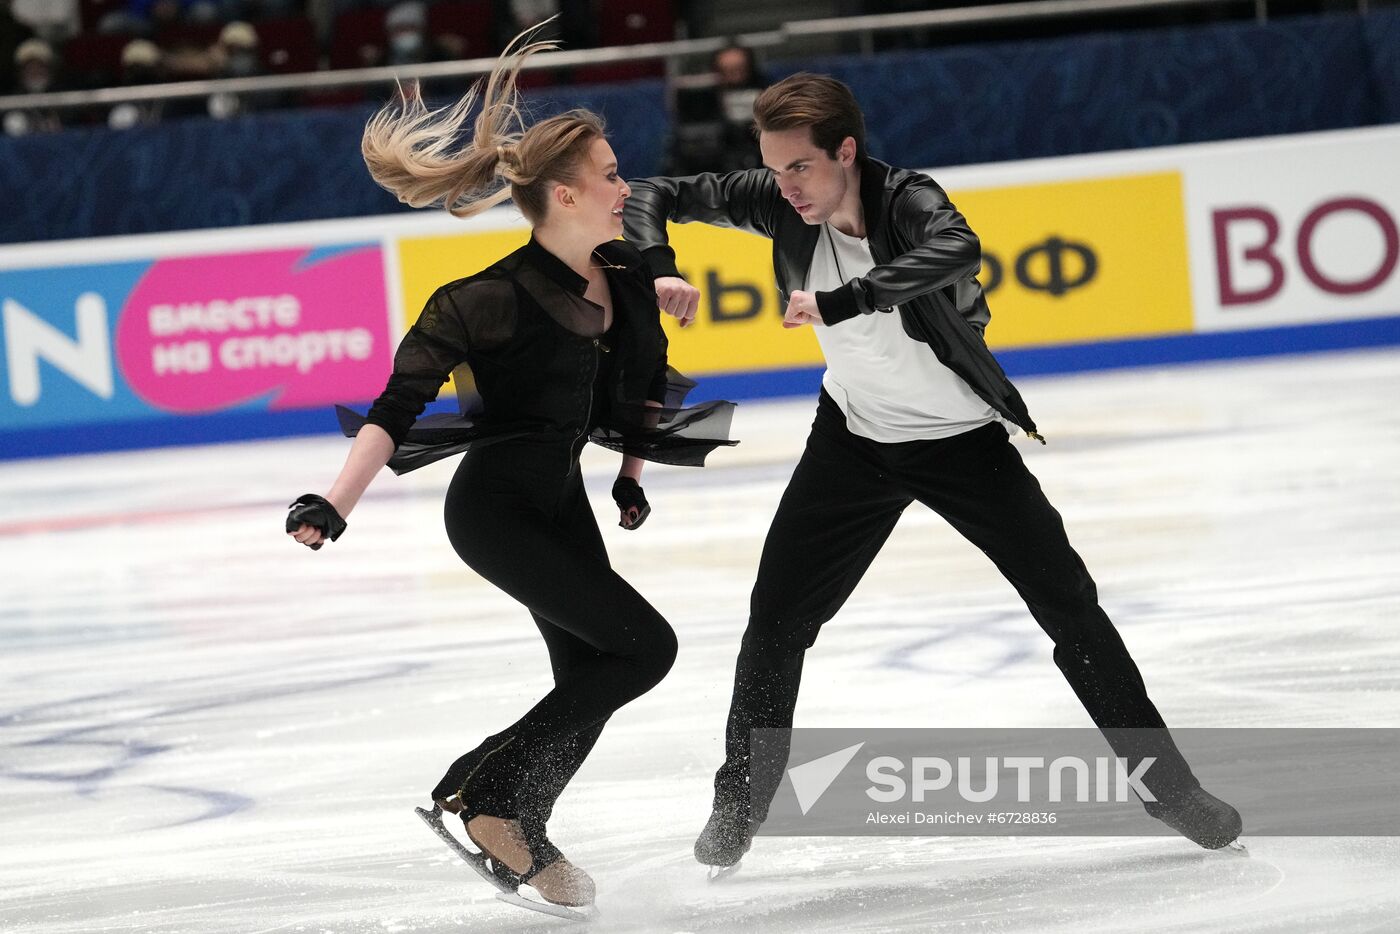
[416,799,597,920]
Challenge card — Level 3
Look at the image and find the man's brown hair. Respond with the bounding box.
[752,73,867,162]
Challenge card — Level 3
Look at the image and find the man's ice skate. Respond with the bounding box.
[1143,785,1245,852]
[695,803,757,879]
[416,799,597,920]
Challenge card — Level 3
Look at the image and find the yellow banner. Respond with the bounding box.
[954,171,1193,347]
[397,228,532,331]
[657,223,819,373]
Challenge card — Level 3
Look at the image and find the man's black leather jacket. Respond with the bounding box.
[624,157,1040,437]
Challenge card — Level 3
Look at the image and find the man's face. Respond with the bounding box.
[759,127,854,226]
[713,48,750,87]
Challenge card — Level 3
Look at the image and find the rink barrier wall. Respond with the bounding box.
[3,124,1400,460]
[1,10,1399,246]
[7,314,1398,460]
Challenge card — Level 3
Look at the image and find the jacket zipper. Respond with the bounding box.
[567,337,607,475]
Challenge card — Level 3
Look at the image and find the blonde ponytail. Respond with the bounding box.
[361,20,605,224]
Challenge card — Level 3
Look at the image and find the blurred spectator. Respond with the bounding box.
[493,0,595,53]
[99,0,225,34]
[664,43,768,176]
[206,20,289,116]
[122,37,164,83]
[166,20,256,75]
[159,0,224,26]
[11,0,81,42]
[383,1,502,97]
[1,0,37,94]
[13,36,57,94]
[107,38,169,128]
[216,20,263,76]
[4,38,63,135]
[161,20,287,117]
[385,1,428,66]
[713,45,761,92]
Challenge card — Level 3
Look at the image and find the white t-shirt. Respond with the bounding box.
[807,223,1005,443]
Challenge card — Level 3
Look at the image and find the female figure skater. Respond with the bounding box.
[284,28,735,910]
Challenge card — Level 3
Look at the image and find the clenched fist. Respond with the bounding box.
[783,291,824,329]
[655,276,700,328]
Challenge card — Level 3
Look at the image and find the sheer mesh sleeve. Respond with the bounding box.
[363,289,471,447]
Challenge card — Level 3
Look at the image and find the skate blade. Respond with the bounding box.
[414,805,514,895]
[494,890,597,921]
[1222,840,1249,857]
[707,861,742,883]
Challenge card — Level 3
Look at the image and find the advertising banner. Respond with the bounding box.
[957,171,1193,348]
[3,124,1398,459]
[390,170,1196,378]
[1,245,392,442]
[1183,133,1400,332]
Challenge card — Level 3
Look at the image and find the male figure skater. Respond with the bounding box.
[623,73,1241,868]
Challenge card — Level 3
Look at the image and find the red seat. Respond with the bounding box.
[155,22,223,53]
[427,0,495,61]
[255,17,318,75]
[596,0,674,46]
[329,7,387,70]
[61,33,130,88]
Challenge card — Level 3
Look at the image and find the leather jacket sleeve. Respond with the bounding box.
[815,183,982,327]
[624,169,784,279]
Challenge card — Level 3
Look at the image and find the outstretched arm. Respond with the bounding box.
[624,169,783,278]
[287,289,470,549]
[288,425,395,547]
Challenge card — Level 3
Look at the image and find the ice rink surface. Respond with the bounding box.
[2,347,1399,933]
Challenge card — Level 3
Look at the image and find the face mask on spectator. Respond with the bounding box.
[390,31,424,57]
[21,65,51,94]
[227,51,258,76]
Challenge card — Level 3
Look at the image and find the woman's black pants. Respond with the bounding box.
[432,440,677,859]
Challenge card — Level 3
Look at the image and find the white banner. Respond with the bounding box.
[1183,130,1400,332]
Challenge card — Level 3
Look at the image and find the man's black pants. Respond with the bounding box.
[713,391,1198,822]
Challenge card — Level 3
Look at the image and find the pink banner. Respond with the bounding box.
[114,246,392,413]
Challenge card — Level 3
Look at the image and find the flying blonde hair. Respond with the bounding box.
[361,21,606,224]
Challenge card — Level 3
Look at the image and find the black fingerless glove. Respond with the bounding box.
[611,477,651,530]
[286,493,347,550]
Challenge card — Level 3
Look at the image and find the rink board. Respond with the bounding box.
[2,124,1399,459]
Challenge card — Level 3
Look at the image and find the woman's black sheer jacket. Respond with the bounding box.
[337,236,736,474]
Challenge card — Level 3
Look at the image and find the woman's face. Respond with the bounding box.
[561,137,630,243]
